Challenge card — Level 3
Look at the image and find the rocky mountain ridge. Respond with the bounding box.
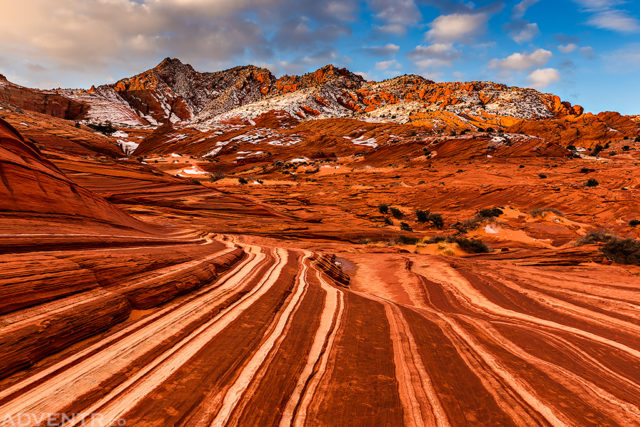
[1,58,586,129]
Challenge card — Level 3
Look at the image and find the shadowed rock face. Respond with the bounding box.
[1,69,640,426]
[0,76,88,120]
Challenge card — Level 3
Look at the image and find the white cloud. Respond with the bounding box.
[580,46,595,58]
[587,10,640,32]
[0,0,361,84]
[426,13,487,42]
[604,43,640,71]
[489,49,552,71]
[573,0,624,10]
[558,43,578,53]
[510,22,539,43]
[415,58,453,70]
[374,59,401,70]
[572,0,640,33]
[369,0,421,34]
[528,68,560,88]
[513,0,540,19]
[408,43,460,68]
[360,44,400,57]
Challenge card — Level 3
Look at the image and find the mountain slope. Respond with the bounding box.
[2,59,587,129]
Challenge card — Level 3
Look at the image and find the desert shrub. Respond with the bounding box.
[87,121,117,136]
[539,173,547,179]
[396,235,420,245]
[400,222,412,231]
[629,219,640,227]
[390,207,404,219]
[452,216,484,233]
[585,178,599,187]
[210,171,225,182]
[478,207,503,218]
[417,211,444,229]
[430,214,443,229]
[591,144,604,156]
[530,207,564,218]
[378,203,389,214]
[635,136,640,142]
[455,237,490,253]
[602,238,640,265]
[580,168,595,173]
[384,217,393,225]
[623,146,631,151]
[567,145,576,151]
[578,230,617,244]
[238,177,248,184]
[188,178,202,186]
[424,236,489,253]
[609,151,617,156]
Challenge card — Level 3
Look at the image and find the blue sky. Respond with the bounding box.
[1,0,639,114]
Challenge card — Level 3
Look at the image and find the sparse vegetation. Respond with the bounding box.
[238,177,248,184]
[416,209,444,229]
[210,171,225,182]
[602,238,640,265]
[623,146,631,151]
[530,207,564,218]
[378,203,389,214]
[424,236,490,253]
[396,235,420,245]
[591,144,604,156]
[629,219,640,227]
[578,230,617,245]
[384,217,393,225]
[580,167,595,173]
[478,207,503,218]
[585,178,599,187]
[539,173,547,179]
[87,121,117,136]
[390,207,404,219]
[400,222,412,231]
